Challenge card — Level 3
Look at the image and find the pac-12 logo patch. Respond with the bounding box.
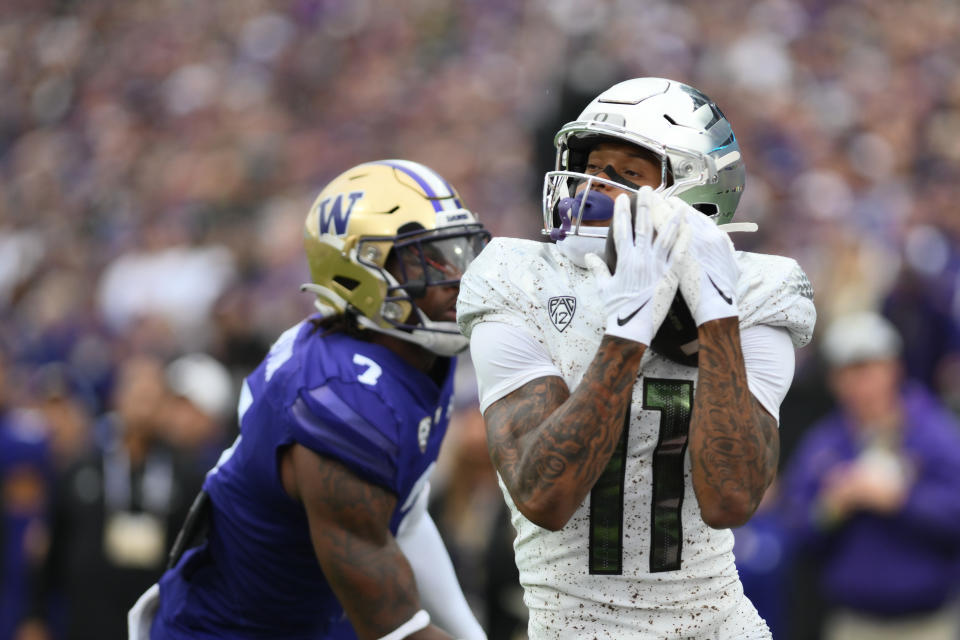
[548,296,576,332]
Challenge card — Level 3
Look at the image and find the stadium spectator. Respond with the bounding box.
[19,354,203,640]
[880,226,960,412]
[779,311,960,640]
[732,483,791,640]
[96,223,237,352]
[163,352,236,471]
[0,351,50,640]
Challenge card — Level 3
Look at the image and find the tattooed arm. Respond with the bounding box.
[482,336,645,531]
[283,444,452,640]
[690,317,779,529]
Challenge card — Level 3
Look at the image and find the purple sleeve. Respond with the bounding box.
[899,476,960,543]
[896,412,960,544]
[286,381,401,493]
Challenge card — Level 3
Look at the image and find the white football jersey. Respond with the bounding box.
[457,238,815,639]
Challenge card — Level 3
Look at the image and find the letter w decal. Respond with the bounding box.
[316,191,364,235]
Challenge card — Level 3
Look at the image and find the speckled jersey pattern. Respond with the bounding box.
[457,238,814,639]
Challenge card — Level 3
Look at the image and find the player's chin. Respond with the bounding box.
[431,306,457,323]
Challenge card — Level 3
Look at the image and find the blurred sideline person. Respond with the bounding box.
[0,350,50,640]
[164,352,236,471]
[731,481,790,640]
[457,77,816,638]
[20,354,203,640]
[779,311,960,640]
[131,161,490,640]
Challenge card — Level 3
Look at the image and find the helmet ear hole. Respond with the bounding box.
[691,203,718,217]
[333,275,361,291]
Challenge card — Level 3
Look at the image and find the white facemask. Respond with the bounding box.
[555,228,609,268]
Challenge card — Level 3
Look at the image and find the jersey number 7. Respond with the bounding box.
[589,378,693,574]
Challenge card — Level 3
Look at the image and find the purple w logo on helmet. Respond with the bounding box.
[316,191,364,236]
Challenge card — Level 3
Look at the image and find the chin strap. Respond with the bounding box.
[355,314,468,357]
[718,222,759,233]
[376,610,431,640]
[301,282,467,356]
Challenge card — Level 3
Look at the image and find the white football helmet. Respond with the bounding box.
[543,77,746,239]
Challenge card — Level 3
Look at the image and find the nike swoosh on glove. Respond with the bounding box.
[584,188,688,346]
[667,196,740,326]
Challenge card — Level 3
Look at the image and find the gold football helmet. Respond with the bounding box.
[301,160,489,356]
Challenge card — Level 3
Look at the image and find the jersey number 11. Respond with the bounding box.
[589,378,693,574]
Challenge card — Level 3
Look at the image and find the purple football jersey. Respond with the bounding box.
[153,317,455,639]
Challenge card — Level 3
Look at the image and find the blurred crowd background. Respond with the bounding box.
[3,0,960,638]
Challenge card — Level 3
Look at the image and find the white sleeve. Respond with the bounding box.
[395,484,487,640]
[740,324,795,424]
[469,321,563,414]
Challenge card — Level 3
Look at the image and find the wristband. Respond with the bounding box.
[378,609,431,640]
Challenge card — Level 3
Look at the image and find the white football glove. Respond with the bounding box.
[584,189,686,346]
[668,197,740,326]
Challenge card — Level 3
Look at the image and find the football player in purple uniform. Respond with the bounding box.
[130,160,490,640]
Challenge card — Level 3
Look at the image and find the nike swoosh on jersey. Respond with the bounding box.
[616,299,649,326]
[707,275,733,305]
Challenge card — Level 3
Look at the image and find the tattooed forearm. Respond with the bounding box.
[484,335,645,529]
[690,318,778,527]
[294,448,422,638]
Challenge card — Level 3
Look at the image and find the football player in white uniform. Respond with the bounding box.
[457,78,816,639]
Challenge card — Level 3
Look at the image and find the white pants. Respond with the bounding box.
[128,583,160,640]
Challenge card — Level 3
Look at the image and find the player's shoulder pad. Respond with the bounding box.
[736,251,817,348]
[288,339,405,491]
[457,237,555,338]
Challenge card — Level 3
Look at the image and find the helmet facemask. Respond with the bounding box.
[543,133,721,240]
[369,221,489,335]
[312,219,489,357]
